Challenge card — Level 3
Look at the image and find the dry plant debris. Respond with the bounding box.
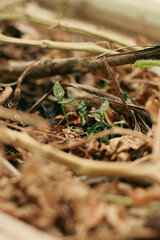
[0,1,160,240]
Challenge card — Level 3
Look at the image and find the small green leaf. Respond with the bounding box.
[132,59,160,69]
[99,100,109,113]
[53,81,65,100]
[123,92,128,101]
[123,92,132,103]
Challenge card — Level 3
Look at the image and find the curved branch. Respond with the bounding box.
[1,46,160,81]
[0,126,159,184]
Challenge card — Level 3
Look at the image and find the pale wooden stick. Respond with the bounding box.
[0,126,159,184]
[0,33,107,54]
[0,7,136,48]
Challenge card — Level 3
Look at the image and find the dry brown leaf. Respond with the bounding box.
[101,135,145,161]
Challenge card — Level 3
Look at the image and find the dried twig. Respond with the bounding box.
[64,82,150,119]
[28,87,53,113]
[0,7,137,47]
[0,126,158,184]
[102,56,134,125]
[1,46,160,81]
[102,56,129,110]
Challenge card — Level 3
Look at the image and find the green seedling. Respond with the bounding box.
[53,81,125,140]
[99,99,110,114]
[132,59,160,77]
[87,100,125,136]
[87,100,110,135]
[67,90,89,126]
[53,81,71,124]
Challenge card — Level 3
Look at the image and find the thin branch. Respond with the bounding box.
[1,46,160,81]
[102,56,133,119]
[0,33,108,54]
[0,8,137,48]
[28,87,53,113]
[0,126,159,184]
[63,82,150,119]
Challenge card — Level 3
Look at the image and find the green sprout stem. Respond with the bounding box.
[61,104,69,124]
